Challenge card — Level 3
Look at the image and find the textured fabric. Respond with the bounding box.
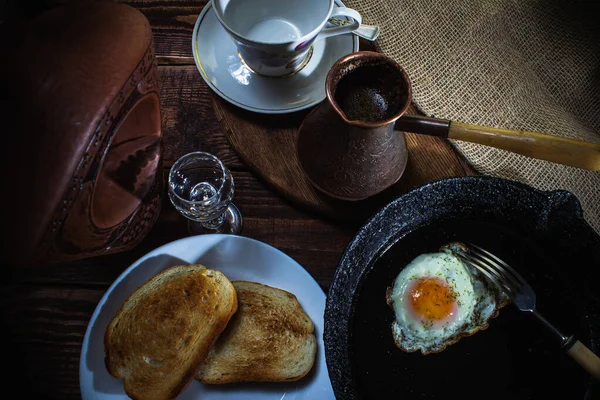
[344,0,600,233]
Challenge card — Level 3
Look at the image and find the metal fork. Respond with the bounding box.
[454,243,600,381]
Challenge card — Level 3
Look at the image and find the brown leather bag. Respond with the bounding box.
[1,2,163,267]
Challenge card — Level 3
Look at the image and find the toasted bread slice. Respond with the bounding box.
[104,264,238,400]
[195,280,316,384]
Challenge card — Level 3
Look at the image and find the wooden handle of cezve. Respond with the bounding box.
[449,122,600,170]
[395,115,600,170]
[566,340,600,381]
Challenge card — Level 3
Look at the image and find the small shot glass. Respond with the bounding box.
[168,151,242,235]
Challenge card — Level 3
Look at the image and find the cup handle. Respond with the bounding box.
[316,7,362,40]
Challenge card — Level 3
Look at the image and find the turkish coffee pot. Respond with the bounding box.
[297,51,600,201]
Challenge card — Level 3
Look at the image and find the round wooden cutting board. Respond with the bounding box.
[212,95,475,222]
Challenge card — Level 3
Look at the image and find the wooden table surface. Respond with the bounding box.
[1,1,473,398]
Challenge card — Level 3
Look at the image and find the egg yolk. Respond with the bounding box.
[408,277,456,322]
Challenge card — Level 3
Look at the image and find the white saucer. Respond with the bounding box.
[192,1,359,114]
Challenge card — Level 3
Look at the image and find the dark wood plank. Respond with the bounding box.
[7,0,206,65]
[158,65,244,166]
[126,0,206,65]
[2,285,102,400]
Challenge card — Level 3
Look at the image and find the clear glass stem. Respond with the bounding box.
[225,204,242,234]
[187,204,242,235]
[199,213,226,230]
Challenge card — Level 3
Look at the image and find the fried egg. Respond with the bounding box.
[386,243,508,354]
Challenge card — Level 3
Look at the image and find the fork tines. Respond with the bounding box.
[454,243,526,299]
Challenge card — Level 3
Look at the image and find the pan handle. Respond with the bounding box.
[395,115,600,170]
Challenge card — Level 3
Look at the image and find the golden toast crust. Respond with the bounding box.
[104,264,238,400]
[196,280,316,384]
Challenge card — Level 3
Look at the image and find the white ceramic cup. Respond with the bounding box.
[212,0,361,77]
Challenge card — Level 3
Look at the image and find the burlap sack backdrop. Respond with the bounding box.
[344,0,600,233]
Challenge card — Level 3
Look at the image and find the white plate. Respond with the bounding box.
[192,1,359,114]
[79,234,334,399]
